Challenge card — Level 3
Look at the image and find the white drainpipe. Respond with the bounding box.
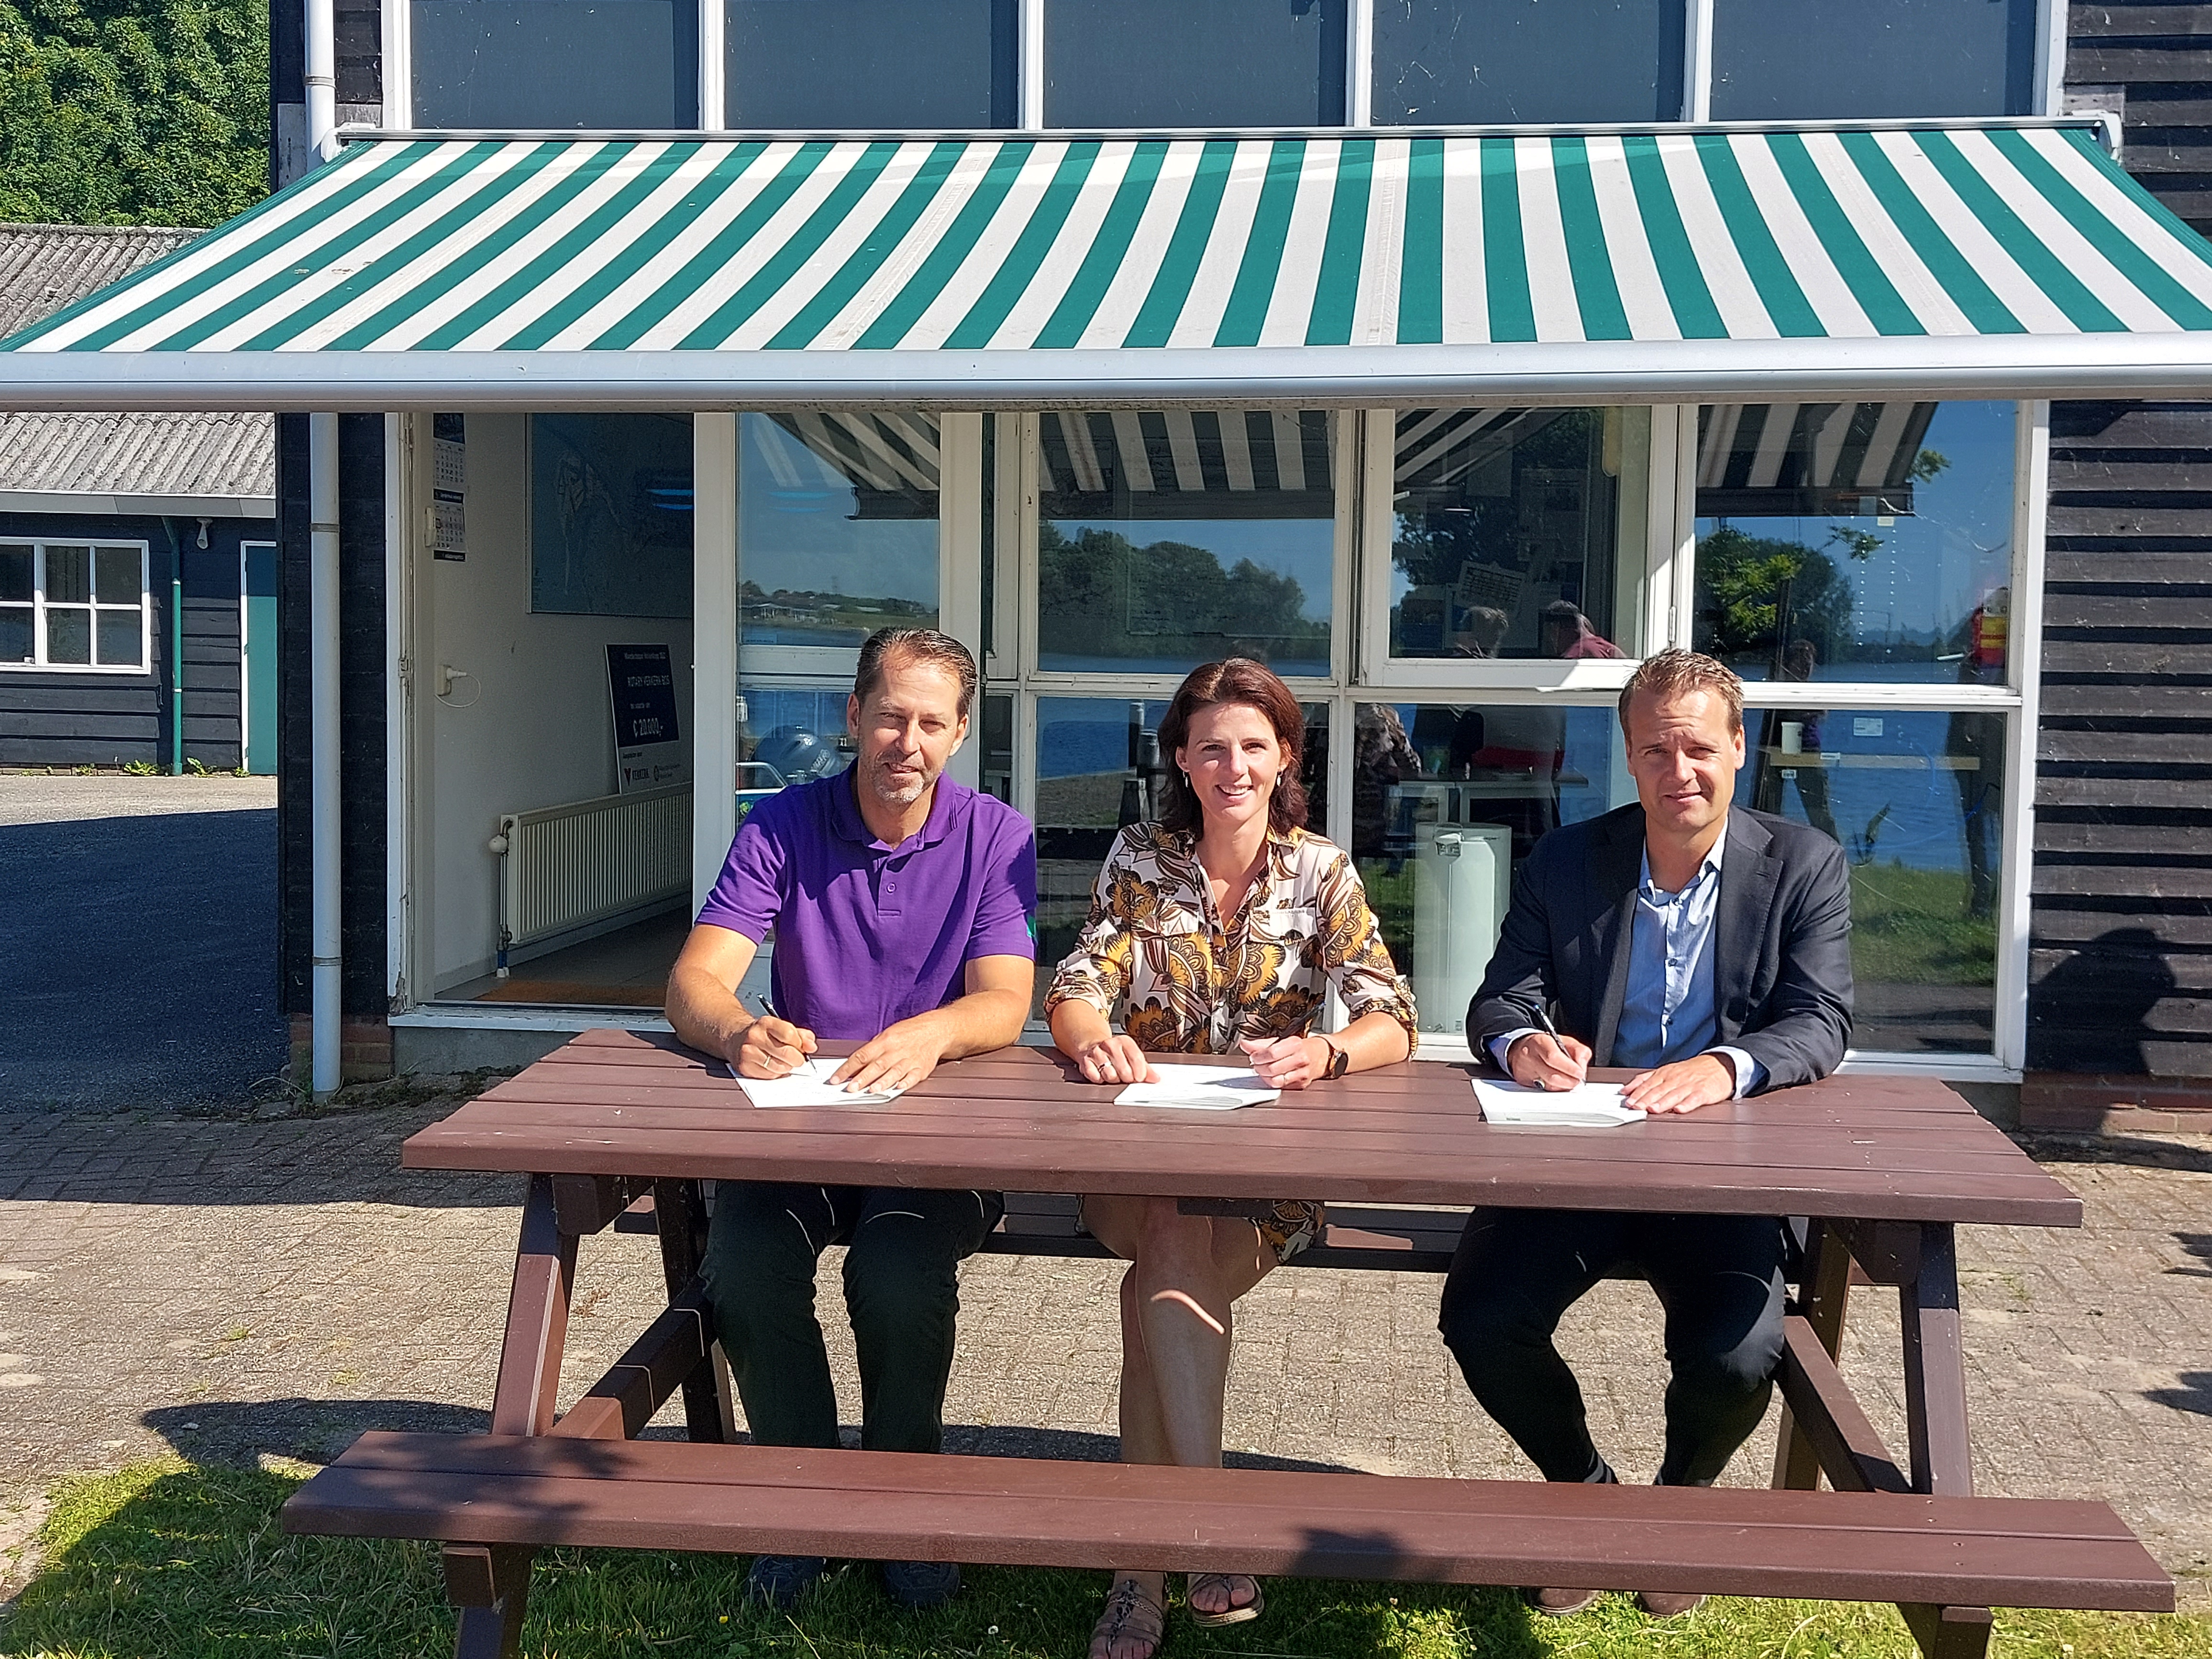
[306,0,341,1097]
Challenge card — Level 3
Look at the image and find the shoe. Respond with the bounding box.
[1090,1575,1167,1659]
[881,1559,960,1610]
[1528,1586,1602,1616]
[1185,1572,1264,1627]
[743,1554,827,1610]
[1637,1590,1706,1618]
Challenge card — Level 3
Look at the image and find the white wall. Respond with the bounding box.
[429,413,693,990]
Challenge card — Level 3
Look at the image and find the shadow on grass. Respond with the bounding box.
[141,1397,492,1471]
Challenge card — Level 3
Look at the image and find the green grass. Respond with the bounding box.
[1845,863,1995,990]
[2,1461,2205,1659]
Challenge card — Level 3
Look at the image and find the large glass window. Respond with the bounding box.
[1736,706,2004,1054]
[1692,402,2014,688]
[1710,0,2036,121]
[1387,408,1648,664]
[1043,0,1348,128]
[412,0,700,129]
[1372,0,1685,125]
[740,413,940,650]
[0,542,149,672]
[726,0,1017,128]
[1352,701,1632,1038]
[1036,410,1336,679]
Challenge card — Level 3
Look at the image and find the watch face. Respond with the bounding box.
[1327,1042,1349,1078]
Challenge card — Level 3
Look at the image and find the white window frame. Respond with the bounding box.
[0,540,154,675]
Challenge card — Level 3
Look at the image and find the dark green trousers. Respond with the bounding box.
[702,1182,1002,1454]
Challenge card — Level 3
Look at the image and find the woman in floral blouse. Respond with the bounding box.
[1046,659,1417,1659]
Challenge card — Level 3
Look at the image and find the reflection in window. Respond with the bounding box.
[1032,697,1329,1017]
[412,0,700,128]
[531,414,694,618]
[1737,708,2002,1053]
[737,683,854,817]
[1044,0,1347,127]
[1036,411,1335,678]
[1691,401,2014,687]
[1710,0,2035,120]
[740,413,940,649]
[727,0,1016,127]
[1372,0,1685,125]
[1390,408,1647,662]
[1353,702,1629,1036]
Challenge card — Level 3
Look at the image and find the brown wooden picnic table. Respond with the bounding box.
[283,1030,2173,1659]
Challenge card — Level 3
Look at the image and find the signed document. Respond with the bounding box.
[1117,1064,1283,1111]
[737,1057,904,1108]
[1472,1077,1643,1128]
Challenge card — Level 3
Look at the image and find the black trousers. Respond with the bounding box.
[1438,1208,1791,1488]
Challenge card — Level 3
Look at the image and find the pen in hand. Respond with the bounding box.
[1530,1002,1575,1093]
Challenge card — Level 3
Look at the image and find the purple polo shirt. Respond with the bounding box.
[696,770,1037,1040]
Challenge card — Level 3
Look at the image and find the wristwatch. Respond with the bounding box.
[1318,1035,1350,1079]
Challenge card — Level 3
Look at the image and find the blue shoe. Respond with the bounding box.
[881,1559,960,1610]
[744,1554,827,1610]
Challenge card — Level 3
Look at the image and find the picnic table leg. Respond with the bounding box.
[1895,1221,1990,1659]
[449,1173,578,1659]
[1771,1217,1853,1490]
[654,1177,739,1443]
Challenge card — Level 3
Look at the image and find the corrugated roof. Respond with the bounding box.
[0,225,274,504]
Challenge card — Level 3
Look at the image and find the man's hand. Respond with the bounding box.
[734,1015,816,1079]
[1507,1031,1592,1091]
[1072,1032,1154,1085]
[1622,1053,1735,1114]
[1242,1034,1326,1091]
[832,1015,953,1095]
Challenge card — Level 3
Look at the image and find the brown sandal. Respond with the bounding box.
[1186,1572,1265,1627]
[1090,1574,1167,1659]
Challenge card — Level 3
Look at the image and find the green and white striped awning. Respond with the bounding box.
[6,121,2212,410]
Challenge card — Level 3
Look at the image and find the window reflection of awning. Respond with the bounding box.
[1039,409,1335,518]
[756,412,940,517]
[1695,401,1937,518]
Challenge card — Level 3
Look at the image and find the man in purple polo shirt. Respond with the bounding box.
[665,628,1036,1614]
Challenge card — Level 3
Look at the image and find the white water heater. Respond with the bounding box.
[1411,822,1512,1036]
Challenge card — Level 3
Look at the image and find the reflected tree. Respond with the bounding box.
[1036,522,1327,665]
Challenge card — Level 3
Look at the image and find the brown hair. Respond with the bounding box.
[852,627,977,719]
[1618,648,1744,737]
[1156,659,1309,836]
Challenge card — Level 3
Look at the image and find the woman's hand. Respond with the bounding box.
[1241,1034,1328,1091]
[1073,1032,1155,1085]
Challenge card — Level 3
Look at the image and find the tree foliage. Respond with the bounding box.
[1693,523,1856,664]
[1036,522,1328,667]
[0,0,268,226]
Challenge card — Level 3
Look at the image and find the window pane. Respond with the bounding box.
[740,413,939,648]
[46,608,91,664]
[738,683,855,812]
[45,545,91,606]
[531,414,695,617]
[1736,707,2002,1053]
[1044,0,1347,127]
[1711,0,2035,120]
[1037,410,1335,678]
[981,691,1013,805]
[0,608,30,663]
[1390,409,1648,662]
[1034,695,1328,1017]
[1373,0,1684,124]
[1692,402,2014,687]
[95,546,142,605]
[0,545,29,603]
[412,0,700,128]
[96,610,143,667]
[728,0,1014,127]
[1353,701,1631,1038]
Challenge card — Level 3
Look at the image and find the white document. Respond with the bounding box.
[736,1057,903,1108]
[1472,1077,1644,1128]
[1117,1064,1282,1111]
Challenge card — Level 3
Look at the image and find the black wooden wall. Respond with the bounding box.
[2034,7,2212,1083]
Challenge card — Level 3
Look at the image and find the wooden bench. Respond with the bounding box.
[280,1038,2177,1659]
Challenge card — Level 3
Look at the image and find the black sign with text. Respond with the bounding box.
[607,644,681,749]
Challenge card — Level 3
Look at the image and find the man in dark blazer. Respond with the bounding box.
[1438,649,1852,1620]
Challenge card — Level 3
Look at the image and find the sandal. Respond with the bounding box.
[1186,1572,1265,1628]
[1090,1574,1167,1659]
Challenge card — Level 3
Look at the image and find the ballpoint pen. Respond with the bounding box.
[1529,1002,1575,1093]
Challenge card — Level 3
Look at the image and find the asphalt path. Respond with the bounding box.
[0,776,284,1108]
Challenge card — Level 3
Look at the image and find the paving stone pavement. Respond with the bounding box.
[0,1095,2206,1610]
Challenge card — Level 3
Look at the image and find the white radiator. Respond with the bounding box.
[494,783,692,969]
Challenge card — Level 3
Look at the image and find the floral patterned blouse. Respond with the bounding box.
[1045,822,1419,1055]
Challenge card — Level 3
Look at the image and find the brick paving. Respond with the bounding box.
[0,1094,2206,1609]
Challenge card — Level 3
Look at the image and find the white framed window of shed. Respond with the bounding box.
[0,541,152,674]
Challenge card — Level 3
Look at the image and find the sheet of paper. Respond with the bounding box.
[1472,1077,1643,1128]
[736,1057,903,1108]
[1117,1064,1282,1111]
